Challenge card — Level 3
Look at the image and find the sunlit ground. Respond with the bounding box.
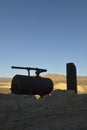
[54,83,87,94]
[0,82,87,95]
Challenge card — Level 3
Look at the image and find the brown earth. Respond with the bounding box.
[0,75,87,130]
[0,90,87,130]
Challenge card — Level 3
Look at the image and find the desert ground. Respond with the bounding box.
[0,74,87,94]
[0,74,87,130]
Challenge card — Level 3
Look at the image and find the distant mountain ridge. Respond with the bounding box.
[0,74,87,86]
[0,77,11,82]
[42,74,66,84]
[43,74,87,85]
[0,74,87,94]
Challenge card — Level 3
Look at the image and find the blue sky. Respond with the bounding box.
[0,0,87,77]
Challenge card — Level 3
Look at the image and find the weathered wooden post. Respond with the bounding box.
[66,62,77,93]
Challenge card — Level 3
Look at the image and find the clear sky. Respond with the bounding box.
[0,0,87,77]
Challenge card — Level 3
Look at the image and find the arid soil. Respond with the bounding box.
[0,90,87,130]
[0,75,87,130]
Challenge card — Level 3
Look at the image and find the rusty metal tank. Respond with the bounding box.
[11,66,53,97]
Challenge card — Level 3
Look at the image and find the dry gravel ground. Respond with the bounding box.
[0,90,87,130]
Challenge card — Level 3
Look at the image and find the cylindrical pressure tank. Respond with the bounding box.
[11,75,53,97]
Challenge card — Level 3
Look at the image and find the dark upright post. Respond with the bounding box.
[66,63,77,93]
